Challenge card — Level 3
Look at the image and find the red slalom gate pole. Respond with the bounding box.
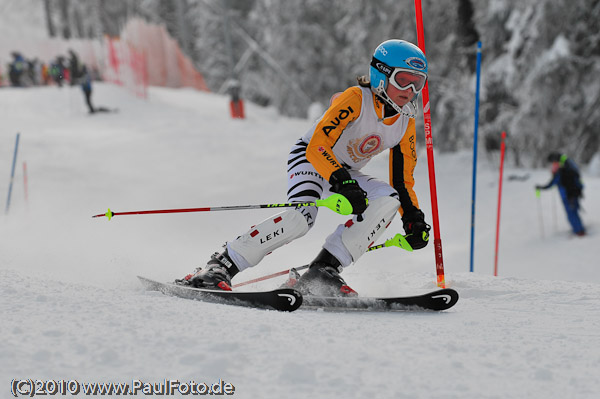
[494,131,507,276]
[414,0,446,288]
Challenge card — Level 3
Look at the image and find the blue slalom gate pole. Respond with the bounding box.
[469,42,482,273]
[5,132,21,214]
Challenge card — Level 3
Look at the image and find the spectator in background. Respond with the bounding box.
[9,52,27,86]
[536,152,585,236]
[68,49,82,86]
[49,56,67,87]
[28,58,42,86]
[228,79,245,119]
[41,62,51,85]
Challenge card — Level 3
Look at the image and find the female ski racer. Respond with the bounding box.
[178,39,431,296]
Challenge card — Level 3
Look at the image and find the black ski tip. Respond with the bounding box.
[301,288,460,312]
[271,288,303,311]
[422,288,459,311]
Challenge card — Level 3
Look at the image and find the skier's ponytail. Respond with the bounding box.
[357,75,370,88]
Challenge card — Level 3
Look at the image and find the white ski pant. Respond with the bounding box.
[227,139,400,270]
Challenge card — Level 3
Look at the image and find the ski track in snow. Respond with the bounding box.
[1,84,600,399]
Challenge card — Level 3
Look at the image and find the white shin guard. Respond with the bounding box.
[324,196,400,267]
[227,209,309,271]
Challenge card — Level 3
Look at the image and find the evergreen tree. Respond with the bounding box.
[457,0,479,47]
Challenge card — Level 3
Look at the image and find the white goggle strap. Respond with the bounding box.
[374,81,418,119]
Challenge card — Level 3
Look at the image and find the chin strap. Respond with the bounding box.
[373,83,419,119]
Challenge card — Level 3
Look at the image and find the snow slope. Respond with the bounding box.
[1,84,599,398]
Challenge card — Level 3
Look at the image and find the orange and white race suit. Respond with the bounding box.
[287,85,421,228]
[226,85,425,271]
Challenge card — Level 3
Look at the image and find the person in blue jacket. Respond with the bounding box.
[536,152,585,236]
[9,52,27,86]
[71,61,112,114]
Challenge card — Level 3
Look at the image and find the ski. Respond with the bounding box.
[137,276,303,312]
[301,288,459,312]
[138,276,457,312]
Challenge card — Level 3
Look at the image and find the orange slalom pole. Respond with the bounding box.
[414,0,446,288]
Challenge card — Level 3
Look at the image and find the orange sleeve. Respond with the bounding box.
[389,118,420,216]
[306,87,363,181]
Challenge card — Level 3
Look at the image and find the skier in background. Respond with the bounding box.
[67,50,113,114]
[78,65,114,114]
[536,152,585,236]
[79,65,96,114]
[178,39,431,296]
[68,50,94,113]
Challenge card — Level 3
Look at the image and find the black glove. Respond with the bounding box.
[402,209,430,250]
[329,168,368,215]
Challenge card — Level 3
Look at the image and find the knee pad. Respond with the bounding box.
[324,196,400,266]
[227,209,309,270]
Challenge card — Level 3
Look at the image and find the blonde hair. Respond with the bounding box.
[357,75,370,88]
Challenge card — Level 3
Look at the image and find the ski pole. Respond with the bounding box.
[535,188,545,239]
[233,233,414,288]
[92,194,362,220]
[551,189,558,232]
[233,265,309,288]
[366,232,414,252]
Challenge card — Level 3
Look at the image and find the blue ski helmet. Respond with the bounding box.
[369,40,428,97]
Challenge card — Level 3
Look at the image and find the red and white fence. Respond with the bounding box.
[0,18,209,98]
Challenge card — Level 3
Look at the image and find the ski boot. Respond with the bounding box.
[175,250,239,291]
[294,249,358,297]
[280,267,302,289]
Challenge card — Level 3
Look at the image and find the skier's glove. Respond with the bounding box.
[402,209,430,250]
[329,168,368,215]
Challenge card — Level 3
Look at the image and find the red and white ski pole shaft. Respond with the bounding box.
[233,233,414,288]
[92,194,358,219]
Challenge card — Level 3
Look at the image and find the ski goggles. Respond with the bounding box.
[371,57,427,93]
[388,68,427,92]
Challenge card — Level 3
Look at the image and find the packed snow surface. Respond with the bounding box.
[1,84,599,398]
